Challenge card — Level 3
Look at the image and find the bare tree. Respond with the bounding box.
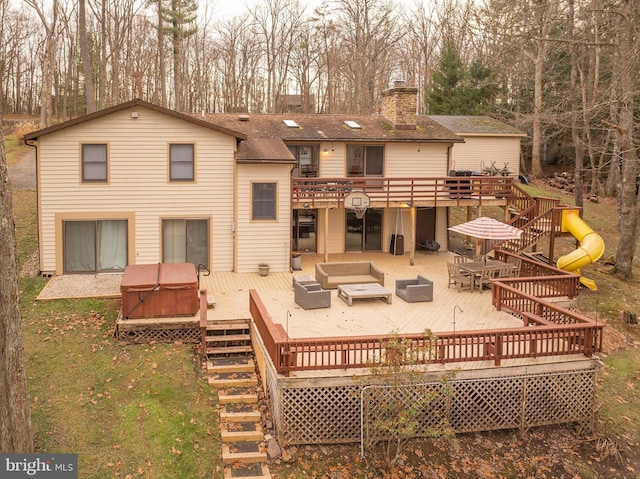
[79,0,96,112]
[611,0,639,279]
[333,0,404,113]
[250,0,305,112]
[214,15,262,112]
[25,0,61,127]
[309,3,341,113]
[402,2,441,114]
[569,0,584,207]
[0,114,34,453]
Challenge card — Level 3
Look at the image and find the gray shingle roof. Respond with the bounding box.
[427,116,526,137]
[198,113,463,143]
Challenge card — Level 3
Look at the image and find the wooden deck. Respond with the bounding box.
[201,251,526,339]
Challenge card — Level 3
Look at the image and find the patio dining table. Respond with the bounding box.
[458,259,511,291]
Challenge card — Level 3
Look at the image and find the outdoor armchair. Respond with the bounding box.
[294,282,331,310]
[395,275,433,303]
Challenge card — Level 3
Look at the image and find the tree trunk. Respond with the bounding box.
[613,1,639,280]
[0,114,34,453]
[569,0,583,207]
[530,36,546,177]
[25,0,59,127]
[79,0,96,113]
[157,0,167,107]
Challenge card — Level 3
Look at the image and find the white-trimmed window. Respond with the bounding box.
[162,218,209,267]
[63,220,127,272]
[82,144,108,182]
[252,182,277,220]
[169,144,195,181]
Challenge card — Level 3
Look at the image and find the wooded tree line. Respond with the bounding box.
[0,0,638,276]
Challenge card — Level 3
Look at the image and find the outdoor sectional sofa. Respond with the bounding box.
[314,261,385,289]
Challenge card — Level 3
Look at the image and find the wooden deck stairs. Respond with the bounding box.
[204,319,271,479]
[498,191,560,256]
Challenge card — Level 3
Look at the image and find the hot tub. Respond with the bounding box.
[121,263,199,319]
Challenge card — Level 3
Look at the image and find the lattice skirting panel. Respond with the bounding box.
[273,369,597,446]
[114,324,200,344]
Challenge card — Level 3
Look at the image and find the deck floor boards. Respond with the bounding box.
[200,251,523,338]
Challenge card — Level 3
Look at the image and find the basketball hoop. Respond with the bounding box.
[344,191,370,219]
[353,206,367,219]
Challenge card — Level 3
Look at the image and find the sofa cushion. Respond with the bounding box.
[315,261,384,289]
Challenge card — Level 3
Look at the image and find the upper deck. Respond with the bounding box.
[292,175,514,209]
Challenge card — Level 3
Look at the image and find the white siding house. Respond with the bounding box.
[428,116,526,177]
[26,89,524,276]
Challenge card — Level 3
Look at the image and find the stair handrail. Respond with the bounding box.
[199,289,208,358]
[197,263,210,290]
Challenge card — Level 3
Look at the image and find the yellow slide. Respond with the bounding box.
[556,209,604,291]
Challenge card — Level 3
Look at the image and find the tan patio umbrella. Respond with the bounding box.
[448,216,523,259]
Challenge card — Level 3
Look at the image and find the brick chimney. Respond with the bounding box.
[380,80,418,130]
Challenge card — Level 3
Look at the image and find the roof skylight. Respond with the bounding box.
[344,120,362,129]
[283,119,299,128]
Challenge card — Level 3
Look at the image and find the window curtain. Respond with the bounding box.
[64,221,96,272]
[163,219,187,263]
[98,220,127,270]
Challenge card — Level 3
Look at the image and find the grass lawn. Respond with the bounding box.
[7,133,640,478]
[21,291,220,478]
[12,182,222,477]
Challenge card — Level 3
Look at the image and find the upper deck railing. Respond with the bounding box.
[292,175,514,207]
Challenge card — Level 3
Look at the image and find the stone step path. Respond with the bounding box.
[204,320,274,479]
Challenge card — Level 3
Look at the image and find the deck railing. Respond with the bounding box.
[493,251,577,283]
[249,281,603,376]
[292,176,513,206]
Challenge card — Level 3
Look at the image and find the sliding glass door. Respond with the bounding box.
[64,220,127,273]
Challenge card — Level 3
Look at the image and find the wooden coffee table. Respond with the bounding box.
[337,283,392,306]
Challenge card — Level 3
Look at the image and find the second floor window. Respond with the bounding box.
[289,145,319,177]
[169,144,195,181]
[346,145,384,176]
[82,144,108,182]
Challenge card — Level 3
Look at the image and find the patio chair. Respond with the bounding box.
[453,255,471,264]
[498,264,514,278]
[396,275,433,303]
[294,282,331,310]
[419,240,441,255]
[475,266,495,293]
[507,256,522,277]
[447,262,472,292]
